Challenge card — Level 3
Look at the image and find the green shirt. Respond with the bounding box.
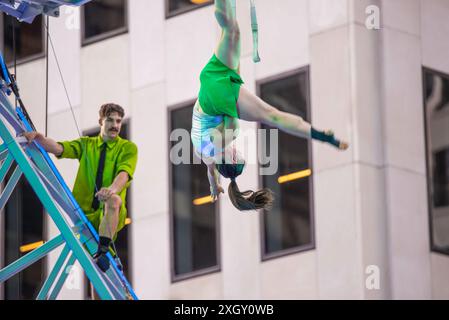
[57,135,138,231]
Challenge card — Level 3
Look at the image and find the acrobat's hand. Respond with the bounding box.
[210,185,225,203]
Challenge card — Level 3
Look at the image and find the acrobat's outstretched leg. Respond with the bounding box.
[214,0,241,70]
[237,86,349,150]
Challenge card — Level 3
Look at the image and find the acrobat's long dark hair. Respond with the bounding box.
[216,162,274,211]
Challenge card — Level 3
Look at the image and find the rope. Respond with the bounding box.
[43,21,83,138]
[9,17,36,131]
[43,20,102,196]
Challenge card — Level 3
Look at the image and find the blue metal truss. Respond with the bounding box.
[0,0,91,23]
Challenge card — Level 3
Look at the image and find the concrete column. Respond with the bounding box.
[309,0,390,299]
[380,0,431,299]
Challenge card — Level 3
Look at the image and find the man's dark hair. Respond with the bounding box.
[99,103,125,121]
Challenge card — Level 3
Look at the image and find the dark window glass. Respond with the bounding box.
[3,14,44,64]
[4,172,45,300]
[433,149,449,208]
[83,122,132,298]
[423,69,449,254]
[82,0,127,44]
[170,104,219,280]
[167,0,213,18]
[259,70,314,259]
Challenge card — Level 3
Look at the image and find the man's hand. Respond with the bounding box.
[20,131,63,156]
[210,184,224,203]
[22,132,43,145]
[95,187,116,202]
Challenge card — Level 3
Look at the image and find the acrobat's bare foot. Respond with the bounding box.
[339,141,349,150]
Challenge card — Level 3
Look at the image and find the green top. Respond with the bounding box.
[198,54,244,119]
[57,135,138,231]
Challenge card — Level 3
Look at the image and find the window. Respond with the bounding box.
[1,13,44,64]
[433,149,449,207]
[83,122,133,298]
[166,0,213,18]
[258,69,315,260]
[423,68,449,255]
[169,103,220,281]
[82,0,128,46]
[4,172,46,300]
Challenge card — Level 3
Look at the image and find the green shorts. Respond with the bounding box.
[198,54,244,119]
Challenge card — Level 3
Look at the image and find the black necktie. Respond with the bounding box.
[92,143,107,210]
